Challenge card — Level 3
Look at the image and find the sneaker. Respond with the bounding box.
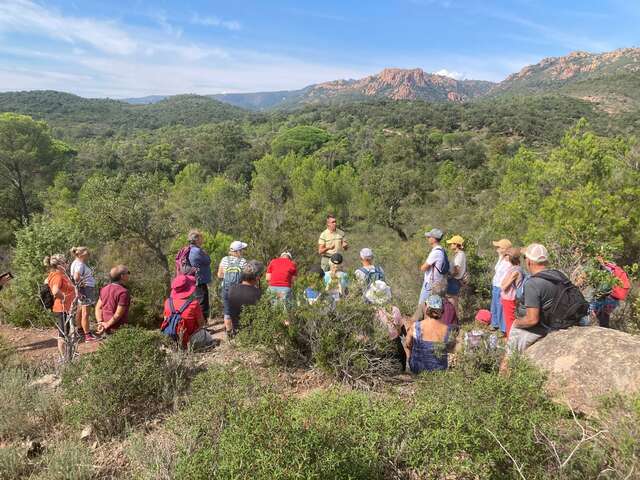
[84,333,99,342]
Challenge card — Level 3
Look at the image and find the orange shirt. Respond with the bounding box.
[47,270,75,313]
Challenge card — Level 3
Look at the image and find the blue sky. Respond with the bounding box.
[0,0,637,98]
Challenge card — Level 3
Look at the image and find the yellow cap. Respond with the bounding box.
[492,238,512,249]
[446,235,465,245]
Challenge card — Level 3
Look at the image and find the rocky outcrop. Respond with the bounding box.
[524,326,640,413]
[310,68,495,103]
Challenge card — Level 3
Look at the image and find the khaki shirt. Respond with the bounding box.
[318,228,346,257]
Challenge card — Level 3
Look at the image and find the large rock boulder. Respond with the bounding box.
[524,326,640,413]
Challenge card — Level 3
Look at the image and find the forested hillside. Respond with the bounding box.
[2,52,640,479]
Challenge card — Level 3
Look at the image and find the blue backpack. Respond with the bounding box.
[162,297,193,341]
[433,247,450,275]
[356,265,385,288]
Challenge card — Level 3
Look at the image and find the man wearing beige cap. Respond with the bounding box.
[491,238,512,332]
[507,243,587,354]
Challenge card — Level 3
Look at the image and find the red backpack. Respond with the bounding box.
[605,262,631,301]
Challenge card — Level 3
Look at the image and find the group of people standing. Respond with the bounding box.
[39,214,630,371]
[43,251,131,358]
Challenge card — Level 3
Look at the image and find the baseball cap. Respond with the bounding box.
[330,253,343,265]
[425,228,444,240]
[280,251,292,259]
[425,294,444,311]
[524,243,549,264]
[359,247,373,259]
[446,234,465,245]
[492,238,512,249]
[229,240,248,252]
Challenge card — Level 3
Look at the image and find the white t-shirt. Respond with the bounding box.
[492,256,511,287]
[423,246,446,288]
[70,259,95,287]
[452,251,467,280]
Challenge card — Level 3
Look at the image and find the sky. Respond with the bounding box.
[0,0,638,98]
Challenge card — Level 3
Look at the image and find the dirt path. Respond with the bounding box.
[0,319,229,364]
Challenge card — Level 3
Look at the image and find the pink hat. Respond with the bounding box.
[171,274,197,299]
[475,309,491,325]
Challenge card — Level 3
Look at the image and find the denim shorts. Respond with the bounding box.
[78,286,97,306]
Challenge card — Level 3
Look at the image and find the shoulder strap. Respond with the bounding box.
[168,297,177,315]
[177,298,193,314]
[533,270,569,285]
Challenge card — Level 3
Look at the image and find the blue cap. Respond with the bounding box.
[425,294,444,310]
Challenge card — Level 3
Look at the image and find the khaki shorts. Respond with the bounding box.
[506,327,545,355]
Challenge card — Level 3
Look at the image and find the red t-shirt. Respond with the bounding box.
[162,297,203,347]
[99,282,131,332]
[266,258,297,287]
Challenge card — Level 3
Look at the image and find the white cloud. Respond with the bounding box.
[190,14,241,31]
[0,0,137,55]
[434,69,463,79]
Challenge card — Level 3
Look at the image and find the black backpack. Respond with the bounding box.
[533,270,588,331]
[39,283,54,310]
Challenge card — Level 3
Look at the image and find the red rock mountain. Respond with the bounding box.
[306,68,494,103]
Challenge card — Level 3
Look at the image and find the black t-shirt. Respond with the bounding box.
[228,284,262,323]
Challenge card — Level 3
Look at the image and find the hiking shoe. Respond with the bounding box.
[84,333,99,342]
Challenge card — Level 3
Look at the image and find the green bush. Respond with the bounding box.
[62,327,186,437]
[32,440,93,480]
[0,367,61,442]
[402,359,563,478]
[240,295,399,383]
[172,364,271,479]
[0,445,31,480]
[214,390,401,480]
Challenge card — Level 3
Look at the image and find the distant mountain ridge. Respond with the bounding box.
[119,48,640,111]
[209,68,495,110]
[5,48,640,114]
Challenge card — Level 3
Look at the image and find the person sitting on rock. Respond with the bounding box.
[405,295,455,374]
[506,243,587,357]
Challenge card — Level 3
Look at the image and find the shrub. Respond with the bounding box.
[128,430,178,480]
[0,367,61,442]
[62,327,187,437]
[214,390,401,480]
[401,358,564,478]
[32,440,93,480]
[172,364,271,479]
[0,445,31,480]
[240,295,399,383]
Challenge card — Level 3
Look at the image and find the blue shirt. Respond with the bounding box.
[188,246,212,285]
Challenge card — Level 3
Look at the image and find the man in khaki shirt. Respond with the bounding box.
[318,214,348,271]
